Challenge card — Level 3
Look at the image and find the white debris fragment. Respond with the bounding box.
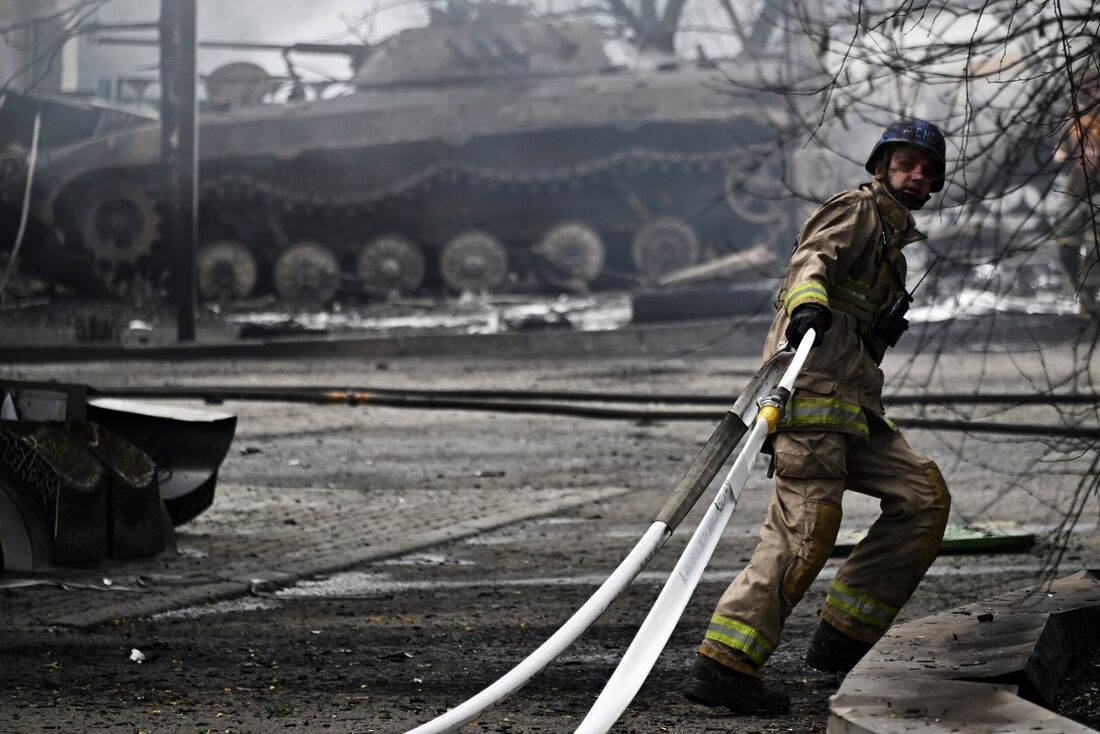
[129,649,146,664]
[1,393,17,421]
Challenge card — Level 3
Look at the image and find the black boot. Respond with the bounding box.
[682,654,791,715]
[805,621,873,673]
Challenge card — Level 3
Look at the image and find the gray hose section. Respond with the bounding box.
[651,351,790,528]
[93,384,1100,408]
[653,411,747,529]
[90,386,1100,438]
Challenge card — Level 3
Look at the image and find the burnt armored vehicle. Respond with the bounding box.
[8,2,795,304]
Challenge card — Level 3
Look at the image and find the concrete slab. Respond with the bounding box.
[831,569,1100,733]
[0,482,628,629]
[831,678,1093,734]
[0,319,768,363]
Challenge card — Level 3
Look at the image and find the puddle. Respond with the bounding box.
[377,552,475,566]
[147,557,1051,619]
[228,293,632,336]
[150,596,281,620]
[269,561,1047,599]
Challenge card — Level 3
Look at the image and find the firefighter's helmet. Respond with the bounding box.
[864,119,947,192]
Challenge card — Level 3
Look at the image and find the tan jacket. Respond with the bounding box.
[1055,109,1100,169]
[765,180,926,436]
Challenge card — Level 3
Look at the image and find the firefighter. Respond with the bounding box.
[1053,75,1100,317]
[683,120,953,715]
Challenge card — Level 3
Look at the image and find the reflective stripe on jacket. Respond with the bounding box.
[766,180,926,436]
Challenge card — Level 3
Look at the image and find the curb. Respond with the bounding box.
[0,319,767,363]
[830,569,1100,733]
[2,310,1088,364]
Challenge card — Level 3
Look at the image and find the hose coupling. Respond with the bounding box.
[343,390,371,405]
[756,387,791,432]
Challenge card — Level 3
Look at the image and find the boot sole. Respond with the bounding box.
[682,678,791,715]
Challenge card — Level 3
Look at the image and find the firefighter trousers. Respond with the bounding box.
[698,420,950,677]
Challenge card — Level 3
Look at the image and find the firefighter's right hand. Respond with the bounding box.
[784,304,830,348]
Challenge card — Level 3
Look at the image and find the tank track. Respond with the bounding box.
[185,144,755,302]
[67,144,765,302]
[200,145,742,210]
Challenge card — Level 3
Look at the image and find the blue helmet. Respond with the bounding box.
[864,119,947,192]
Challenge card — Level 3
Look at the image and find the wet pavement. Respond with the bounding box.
[0,292,635,350]
[0,484,628,630]
[1,310,1099,732]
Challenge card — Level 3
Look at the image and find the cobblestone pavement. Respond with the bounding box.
[2,484,628,630]
[1,316,1098,733]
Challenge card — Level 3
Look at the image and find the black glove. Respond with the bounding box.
[784,303,831,348]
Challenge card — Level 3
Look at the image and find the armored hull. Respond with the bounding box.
[9,5,796,303]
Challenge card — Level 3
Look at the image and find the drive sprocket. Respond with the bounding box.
[75,178,159,269]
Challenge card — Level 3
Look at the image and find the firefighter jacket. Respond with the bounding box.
[765,180,926,437]
[1056,107,1100,172]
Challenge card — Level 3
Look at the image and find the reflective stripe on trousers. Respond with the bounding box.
[704,614,775,667]
[698,424,950,673]
[824,579,898,630]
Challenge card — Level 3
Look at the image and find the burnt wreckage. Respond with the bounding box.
[1,3,796,304]
[0,380,236,572]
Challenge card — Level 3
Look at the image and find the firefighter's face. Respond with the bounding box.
[875,144,937,204]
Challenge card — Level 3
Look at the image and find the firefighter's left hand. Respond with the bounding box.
[785,304,830,348]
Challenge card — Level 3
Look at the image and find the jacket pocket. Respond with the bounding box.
[773,431,848,479]
[794,370,839,396]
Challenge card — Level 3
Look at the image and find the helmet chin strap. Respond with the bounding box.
[879,150,931,210]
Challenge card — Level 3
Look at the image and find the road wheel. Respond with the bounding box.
[439,230,508,293]
[272,241,340,306]
[196,239,258,302]
[631,217,699,284]
[534,222,605,291]
[356,233,426,297]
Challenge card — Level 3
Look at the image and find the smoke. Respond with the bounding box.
[196,0,370,78]
[71,0,425,91]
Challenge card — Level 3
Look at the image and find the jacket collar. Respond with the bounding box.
[864,180,927,246]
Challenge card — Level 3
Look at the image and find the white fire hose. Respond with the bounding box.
[574,328,815,733]
[404,348,799,734]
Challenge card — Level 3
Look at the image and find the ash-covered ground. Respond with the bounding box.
[1,302,1099,733]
